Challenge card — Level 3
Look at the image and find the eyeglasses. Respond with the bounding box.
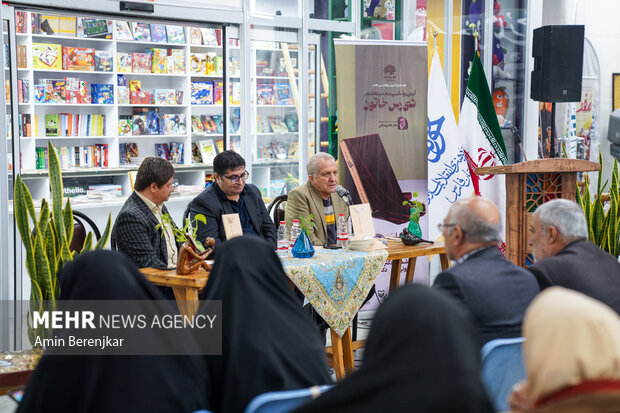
[222,171,249,183]
[437,223,457,232]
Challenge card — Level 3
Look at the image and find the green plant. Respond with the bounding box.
[576,153,620,256]
[13,141,111,348]
[156,213,207,252]
[284,173,299,187]
[298,214,317,233]
[402,191,425,223]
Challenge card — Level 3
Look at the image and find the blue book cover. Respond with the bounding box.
[150,24,167,43]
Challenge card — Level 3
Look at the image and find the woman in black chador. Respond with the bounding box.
[293,285,495,413]
[17,250,209,413]
[202,236,332,413]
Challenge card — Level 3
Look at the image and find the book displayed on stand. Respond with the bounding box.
[13,10,228,205]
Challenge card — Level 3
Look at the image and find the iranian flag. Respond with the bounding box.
[427,49,474,241]
[458,52,508,247]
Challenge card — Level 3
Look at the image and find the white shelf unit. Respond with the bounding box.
[13,11,240,201]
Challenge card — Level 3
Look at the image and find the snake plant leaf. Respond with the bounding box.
[94,214,112,250]
[38,199,49,228]
[48,142,66,246]
[43,219,57,278]
[63,198,74,246]
[33,231,54,306]
[81,232,93,253]
[13,177,36,279]
[597,152,604,195]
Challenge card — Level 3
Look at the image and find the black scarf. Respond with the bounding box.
[17,250,209,413]
[202,236,332,413]
[293,285,494,413]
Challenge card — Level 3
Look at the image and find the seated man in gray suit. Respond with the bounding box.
[285,152,349,246]
[112,156,178,270]
[185,150,276,254]
[528,198,620,314]
[433,197,539,344]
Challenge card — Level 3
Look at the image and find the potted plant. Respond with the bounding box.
[402,191,426,238]
[13,142,111,349]
[156,213,215,274]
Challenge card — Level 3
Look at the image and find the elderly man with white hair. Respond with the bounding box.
[528,198,620,314]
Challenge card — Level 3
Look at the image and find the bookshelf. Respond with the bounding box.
[12,11,240,203]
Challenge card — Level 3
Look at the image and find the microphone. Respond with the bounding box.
[335,185,353,206]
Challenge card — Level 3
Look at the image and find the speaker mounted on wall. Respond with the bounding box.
[530,25,585,102]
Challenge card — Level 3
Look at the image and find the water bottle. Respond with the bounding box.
[337,214,349,248]
[277,221,289,257]
[290,219,301,248]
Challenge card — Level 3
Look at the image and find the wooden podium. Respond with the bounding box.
[476,159,600,267]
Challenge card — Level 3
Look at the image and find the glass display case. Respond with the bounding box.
[461,0,528,163]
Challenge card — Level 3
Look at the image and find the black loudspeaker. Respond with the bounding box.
[530,25,585,102]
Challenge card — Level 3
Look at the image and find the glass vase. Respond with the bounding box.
[291,229,315,258]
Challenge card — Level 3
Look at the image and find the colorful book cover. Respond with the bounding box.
[190,53,206,74]
[149,48,167,73]
[117,74,127,87]
[230,107,241,134]
[191,142,203,164]
[119,143,128,165]
[95,50,113,72]
[33,43,62,70]
[45,79,65,103]
[257,84,275,105]
[38,15,59,35]
[131,52,152,73]
[132,115,147,135]
[117,86,129,104]
[132,22,151,41]
[191,81,213,105]
[62,47,95,71]
[213,81,223,105]
[154,143,170,160]
[189,27,202,45]
[118,116,133,136]
[205,52,216,75]
[191,115,205,134]
[165,25,185,44]
[170,142,184,164]
[269,116,288,134]
[168,49,185,73]
[91,84,113,104]
[34,85,46,103]
[201,115,217,134]
[274,82,293,105]
[200,28,219,46]
[163,114,186,135]
[116,52,132,73]
[230,82,241,105]
[78,18,112,38]
[146,110,161,135]
[129,80,141,93]
[115,21,133,40]
[229,55,240,77]
[284,111,298,132]
[211,115,223,134]
[45,114,59,136]
[64,77,80,104]
[150,24,167,43]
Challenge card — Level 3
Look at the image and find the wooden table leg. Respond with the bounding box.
[404,257,417,284]
[389,258,402,291]
[172,287,199,320]
[330,329,346,381]
[341,327,355,374]
[439,253,450,271]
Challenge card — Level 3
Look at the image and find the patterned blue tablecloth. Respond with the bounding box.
[281,248,388,337]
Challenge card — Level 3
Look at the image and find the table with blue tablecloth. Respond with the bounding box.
[281,247,388,379]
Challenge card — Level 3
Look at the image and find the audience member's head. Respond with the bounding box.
[134,156,175,204]
[18,250,208,413]
[529,199,588,261]
[213,150,248,199]
[201,236,331,413]
[293,285,494,413]
[517,287,620,410]
[307,152,338,199]
[441,197,502,260]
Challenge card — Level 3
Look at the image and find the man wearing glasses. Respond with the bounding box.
[185,150,277,254]
[112,156,178,271]
[432,197,539,345]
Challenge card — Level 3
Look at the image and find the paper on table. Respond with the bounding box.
[222,213,243,240]
[349,203,375,238]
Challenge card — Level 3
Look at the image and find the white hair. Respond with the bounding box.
[307,152,335,177]
[534,199,588,241]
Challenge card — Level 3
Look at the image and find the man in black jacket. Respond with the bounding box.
[528,198,620,314]
[433,197,539,344]
[185,151,276,255]
[112,157,178,270]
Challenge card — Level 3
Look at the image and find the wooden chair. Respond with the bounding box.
[267,194,288,224]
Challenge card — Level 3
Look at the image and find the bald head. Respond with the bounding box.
[447,197,502,244]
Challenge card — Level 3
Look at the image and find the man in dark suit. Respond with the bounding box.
[185,150,276,254]
[433,197,539,344]
[528,198,620,314]
[112,157,178,270]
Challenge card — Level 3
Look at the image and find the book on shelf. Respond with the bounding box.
[155,143,170,160]
[163,114,186,135]
[46,113,106,137]
[45,114,59,136]
[190,53,206,74]
[284,112,299,132]
[16,11,26,34]
[268,116,288,134]
[36,144,109,170]
[118,115,133,136]
[230,82,241,105]
[230,108,241,134]
[191,142,203,164]
[58,16,76,36]
[131,22,151,42]
[200,28,220,46]
[229,56,240,77]
[165,25,185,44]
[37,14,59,35]
[198,139,216,165]
[63,179,89,198]
[274,82,294,105]
[216,139,224,153]
[16,45,28,69]
[191,81,213,105]
[131,52,152,73]
[117,86,129,104]
[166,49,186,73]
[213,81,223,105]
[257,84,275,105]
[117,52,132,73]
[91,84,113,104]
[119,142,139,165]
[150,24,167,43]
[115,21,133,40]
[271,142,287,159]
[77,18,112,39]
[19,114,32,137]
[146,108,161,135]
[33,43,62,70]
[191,115,205,134]
[95,50,113,72]
[17,79,30,104]
[189,27,202,45]
[62,47,95,71]
[170,142,184,164]
[205,52,216,74]
[150,48,167,73]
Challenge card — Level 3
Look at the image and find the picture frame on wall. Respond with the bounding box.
[614,73,620,111]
